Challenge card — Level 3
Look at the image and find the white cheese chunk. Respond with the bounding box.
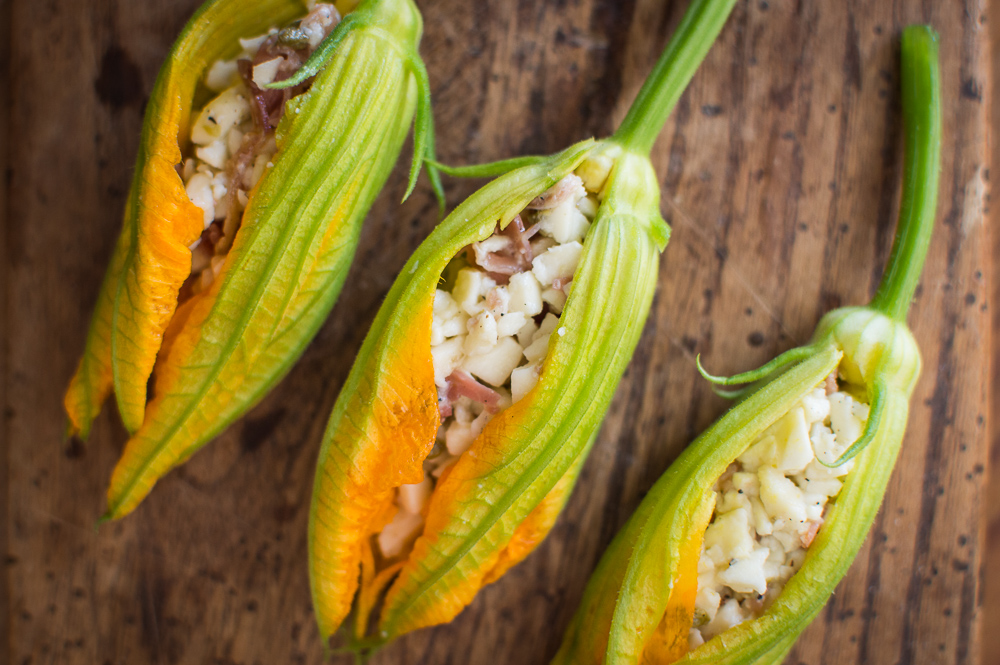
[195,139,228,170]
[758,466,808,524]
[453,268,495,315]
[378,508,423,558]
[695,583,721,621]
[191,86,251,146]
[511,363,540,403]
[431,336,464,386]
[205,58,239,91]
[702,598,744,640]
[464,311,498,356]
[507,272,544,316]
[704,508,754,561]
[829,392,865,448]
[800,388,831,424]
[532,242,583,287]
[767,407,815,473]
[462,337,523,387]
[496,311,526,338]
[398,478,432,514]
[185,173,215,228]
[541,287,567,314]
[445,416,484,456]
[718,547,770,595]
[536,198,591,243]
[523,333,550,364]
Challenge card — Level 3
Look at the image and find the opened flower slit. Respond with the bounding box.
[689,374,869,647]
[180,4,341,299]
[375,170,605,560]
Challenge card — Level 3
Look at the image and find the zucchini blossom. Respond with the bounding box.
[553,25,940,665]
[307,0,739,652]
[63,0,441,520]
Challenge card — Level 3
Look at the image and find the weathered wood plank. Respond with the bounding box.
[2,0,988,663]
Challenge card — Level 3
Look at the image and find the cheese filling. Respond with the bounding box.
[179,4,341,301]
[688,375,869,648]
[376,165,610,560]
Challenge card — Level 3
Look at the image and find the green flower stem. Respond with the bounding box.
[611,0,738,156]
[870,25,941,322]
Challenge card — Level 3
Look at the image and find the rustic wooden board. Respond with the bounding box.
[2,0,990,664]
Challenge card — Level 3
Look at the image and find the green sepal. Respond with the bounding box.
[696,344,820,388]
[428,154,554,179]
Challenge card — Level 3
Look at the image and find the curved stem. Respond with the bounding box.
[611,0,738,155]
[696,344,817,387]
[870,25,941,322]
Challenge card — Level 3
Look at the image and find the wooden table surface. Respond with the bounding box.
[2,0,991,663]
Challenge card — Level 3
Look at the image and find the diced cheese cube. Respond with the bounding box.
[462,337,523,387]
[536,198,591,243]
[185,173,215,228]
[431,309,468,346]
[434,289,460,317]
[758,466,808,524]
[751,497,773,536]
[809,421,842,466]
[508,272,543,316]
[486,285,510,317]
[530,236,557,256]
[445,417,483,456]
[705,544,727,568]
[532,242,583,287]
[702,599,744,640]
[239,33,271,55]
[516,318,539,347]
[732,472,759,495]
[378,509,423,558]
[431,336,464,386]
[496,311,526,338]
[195,139,228,169]
[697,549,715,574]
[254,58,282,86]
[829,392,865,448]
[575,150,617,194]
[803,494,826,522]
[464,312,498,355]
[737,435,778,472]
[398,478,432,514]
[511,363,540,403]
[717,489,751,515]
[453,268,495,315]
[475,235,512,254]
[227,127,245,156]
[704,508,754,561]
[797,460,847,494]
[718,547,770,595]
[688,629,706,649]
[523,333,550,364]
[191,86,251,146]
[536,313,560,338]
[250,153,270,188]
[541,287,567,314]
[768,407,814,473]
[210,172,228,208]
[205,58,239,91]
[695,584,721,622]
[800,388,831,424]
[576,195,599,220]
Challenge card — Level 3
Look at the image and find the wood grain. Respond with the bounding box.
[1,1,989,664]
